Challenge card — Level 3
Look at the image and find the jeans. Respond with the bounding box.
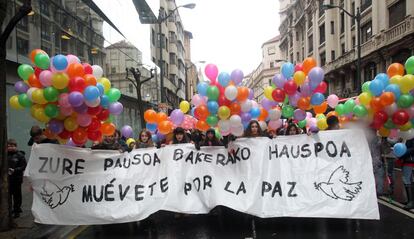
[9,179,22,212]
[402,165,414,185]
[374,162,385,194]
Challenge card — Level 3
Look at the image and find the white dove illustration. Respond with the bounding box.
[40,182,75,209]
[314,166,362,201]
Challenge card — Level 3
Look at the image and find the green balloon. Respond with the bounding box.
[283,95,289,105]
[206,115,218,127]
[44,104,59,118]
[344,99,356,114]
[105,115,114,123]
[59,88,69,93]
[298,119,307,128]
[17,64,34,81]
[18,93,32,108]
[282,105,294,118]
[207,86,219,101]
[397,94,414,108]
[43,87,59,102]
[383,119,396,129]
[362,81,371,93]
[215,128,221,139]
[335,104,345,116]
[34,53,50,70]
[107,88,121,103]
[405,56,414,75]
[353,105,367,117]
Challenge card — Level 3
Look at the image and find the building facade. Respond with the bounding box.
[150,0,188,108]
[184,30,199,101]
[246,36,283,101]
[279,0,414,98]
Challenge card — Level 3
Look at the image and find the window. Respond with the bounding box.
[270,62,274,68]
[341,75,346,90]
[361,0,372,12]
[41,18,51,41]
[6,36,12,49]
[169,53,176,65]
[330,21,334,34]
[389,0,406,27]
[364,62,376,82]
[77,23,84,38]
[290,53,294,63]
[331,50,336,61]
[296,31,299,41]
[111,67,116,74]
[76,42,83,57]
[168,11,175,22]
[361,21,372,43]
[351,2,355,26]
[129,84,134,94]
[169,74,176,85]
[352,36,356,48]
[341,43,346,55]
[268,47,275,55]
[353,70,358,90]
[308,34,313,53]
[319,1,324,17]
[17,15,28,32]
[296,52,300,62]
[40,0,50,16]
[340,12,345,34]
[17,37,29,56]
[151,29,155,46]
[169,31,176,43]
[308,13,313,28]
[319,23,325,45]
[320,52,326,66]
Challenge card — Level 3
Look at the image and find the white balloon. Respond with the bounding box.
[385,103,398,116]
[231,124,244,136]
[218,119,231,132]
[398,129,414,140]
[259,121,267,131]
[85,97,101,107]
[225,85,238,101]
[268,109,282,121]
[92,65,103,79]
[251,100,258,108]
[26,87,39,101]
[230,115,242,125]
[241,100,252,112]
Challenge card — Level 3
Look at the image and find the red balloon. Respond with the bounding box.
[34,67,42,78]
[96,109,110,121]
[392,110,409,125]
[72,127,88,145]
[58,129,72,139]
[88,118,101,132]
[83,63,93,75]
[194,105,209,120]
[69,76,86,92]
[87,106,102,115]
[314,81,327,93]
[294,64,303,72]
[370,120,382,130]
[218,95,231,106]
[87,129,102,141]
[272,88,285,102]
[283,81,297,95]
[373,111,388,125]
[67,63,85,78]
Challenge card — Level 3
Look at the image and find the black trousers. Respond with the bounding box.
[9,179,22,212]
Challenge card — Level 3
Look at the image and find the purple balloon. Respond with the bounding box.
[109,102,123,115]
[300,82,312,97]
[289,92,301,107]
[74,103,88,114]
[272,74,287,89]
[121,125,133,138]
[48,119,64,134]
[156,131,166,140]
[170,109,184,125]
[261,98,277,111]
[294,109,306,121]
[240,112,252,122]
[14,81,29,93]
[68,91,84,107]
[309,125,320,133]
[231,69,244,85]
[308,67,324,85]
[248,89,254,100]
[66,138,77,147]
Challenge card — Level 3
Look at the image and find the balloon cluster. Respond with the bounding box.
[9,49,124,145]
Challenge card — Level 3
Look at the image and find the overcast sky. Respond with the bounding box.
[94,0,280,75]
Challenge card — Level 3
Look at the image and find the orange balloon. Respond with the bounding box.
[67,63,85,78]
[258,107,268,121]
[43,128,56,139]
[313,102,328,114]
[370,97,384,112]
[339,116,348,124]
[237,87,249,102]
[229,102,241,115]
[196,120,210,132]
[100,123,116,136]
[387,63,405,77]
[28,74,42,88]
[158,120,173,134]
[302,57,317,75]
[144,109,157,123]
[30,49,46,63]
[156,112,168,124]
[379,92,395,106]
[326,111,339,119]
[297,97,311,110]
[195,105,209,120]
[84,74,97,86]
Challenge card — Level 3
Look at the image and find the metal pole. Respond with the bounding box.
[158,20,164,103]
[185,65,188,101]
[356,7,361,92]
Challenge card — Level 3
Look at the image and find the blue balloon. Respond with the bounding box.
[250,107,261,118]
[197,82,209,96]
[146,123,157,132]
[310,93,325,105]
[84,86,100,101]
[384,84,401,99]
[369,79,385,96]
[96,83,105,96]
[375,73,389,86]
[218,72,231,87]
[242,121,249,129]
[100,95,110,108]
[190,107,195,117]
[151,134,159,143]
[393,143,407,157]
[52,54,68,71]
[207,100,219,114]
[281,62,295,79]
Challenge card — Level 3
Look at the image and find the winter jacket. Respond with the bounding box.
[7,151,27,183]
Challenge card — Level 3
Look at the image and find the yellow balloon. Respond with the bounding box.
[179,101,190,113]
[264,86,274,100]
[32,89,48,104]
[64,117,78,131]
[34,107,50,123]
[293,71,306,86]
[57,137,68,144]
[378,127,390,137]
[400,74,414,93]
[30,104,43,117]
[9,95,23,109]
[316,114,326,120]
[51,73,69,89]
[218,106,230,120]
[126,138,136,146]
[358,92,372,106]
[98,77,111,93]
[389,75,402,85]
[399,122,412,131]
[317,118,328,130]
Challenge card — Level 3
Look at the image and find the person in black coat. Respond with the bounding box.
[7,139,27,218]
[201,128,223,147]
[27,126,58,146]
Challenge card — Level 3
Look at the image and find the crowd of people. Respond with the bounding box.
[6,115,414,219]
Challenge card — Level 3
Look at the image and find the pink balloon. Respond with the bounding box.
[407,106,414,118]
[39,70,53,87]
[268,120,282,130]
[389,129,398,139]
[294,64,303,72]
[66,54,80,64]
[77,114,92,127]
[59,93,71,108]
[327,94,339,108]
[204,64,219,82]
[60,106,73,116]
[306,112,313,119]
[307,117,317,127]
[191,94,206,107]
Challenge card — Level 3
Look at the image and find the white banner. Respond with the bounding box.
[25,129,379,225]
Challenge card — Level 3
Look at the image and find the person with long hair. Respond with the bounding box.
[136,129,154,148]
[170,127,189,144]
[244,120,263,137]
[285,123,301,136]
[201,128,223,146]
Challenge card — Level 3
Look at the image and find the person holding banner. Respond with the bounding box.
[244,120,264,137]
[201,128,223,147]
[136,129,154,148]
[91,134,122,152]
[170,127,190,144]
[285,123,301,136]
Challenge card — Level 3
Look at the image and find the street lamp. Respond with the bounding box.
[185,60,206,100]
[158,3,196,104]
[323,4,361,91]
